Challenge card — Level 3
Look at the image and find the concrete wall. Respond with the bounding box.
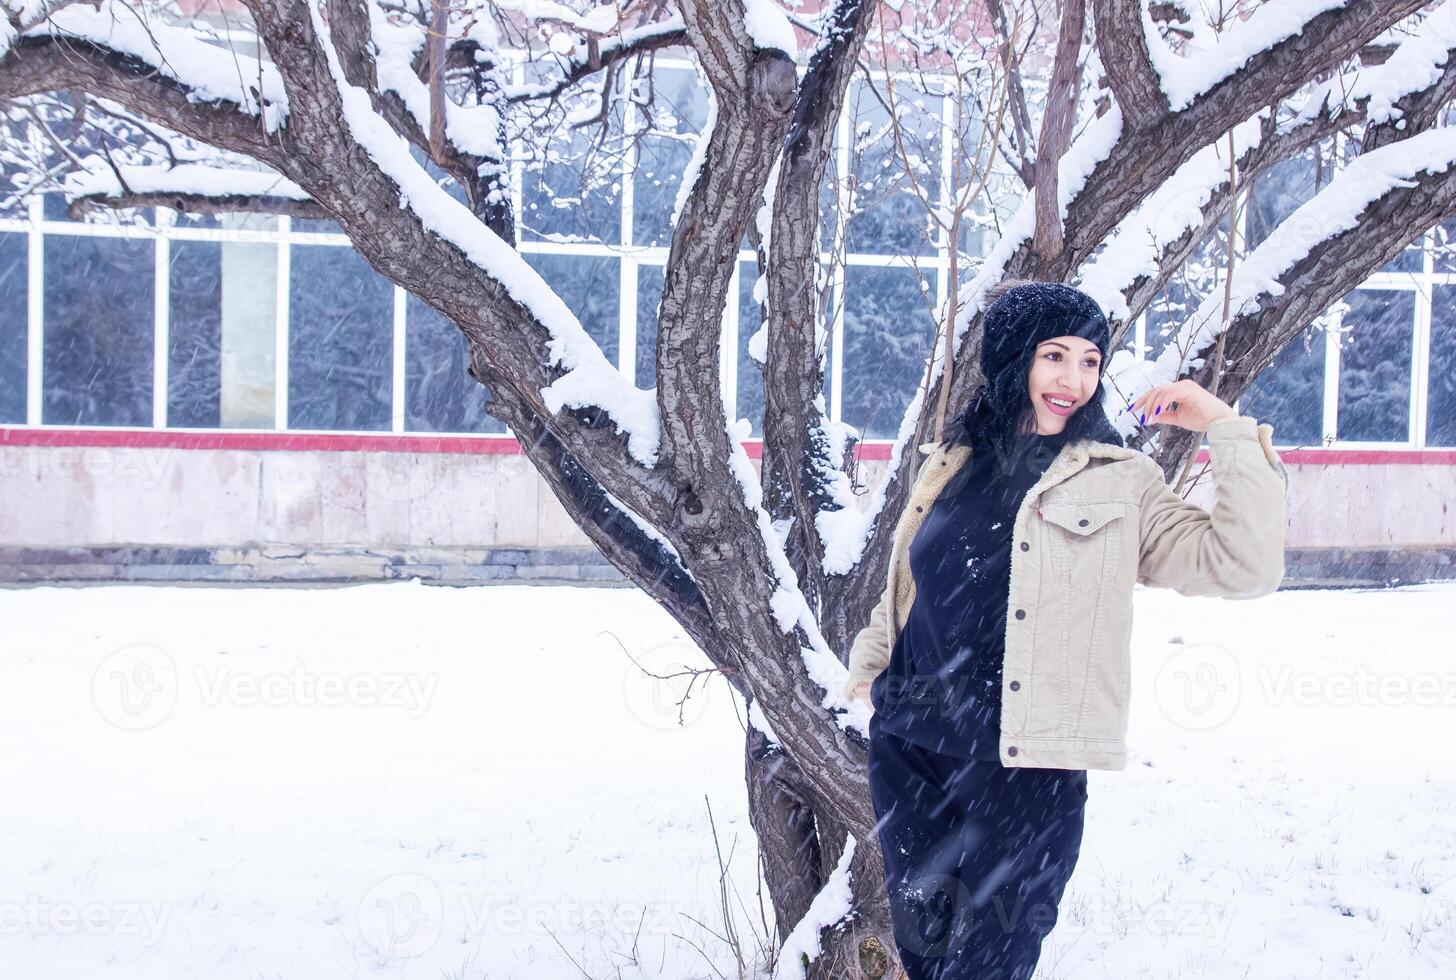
[1,440,1454,585]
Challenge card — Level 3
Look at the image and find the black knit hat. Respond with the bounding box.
[944,279,1125,465]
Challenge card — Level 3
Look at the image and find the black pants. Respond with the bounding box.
[866,722,1088,980]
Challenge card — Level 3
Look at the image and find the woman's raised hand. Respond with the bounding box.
[1126,379,1237,432]
[853,681,873,709]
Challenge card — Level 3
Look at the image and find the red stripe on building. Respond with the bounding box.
[2,427,1453,465]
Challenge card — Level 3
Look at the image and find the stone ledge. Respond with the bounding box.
[0,544,628,587]
[2,544,1454,589]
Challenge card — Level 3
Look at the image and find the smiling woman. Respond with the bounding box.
[846,279,1288,980]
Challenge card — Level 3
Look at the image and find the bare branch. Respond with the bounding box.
[759,0,876,630]
[1092,0,1167,124]
[1057,0,1428,272]
[0,34,287,165]
[1031,0,1086,262]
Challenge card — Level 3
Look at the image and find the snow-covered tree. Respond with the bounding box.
[5,0,1456,973]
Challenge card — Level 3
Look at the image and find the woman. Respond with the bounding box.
[841,280,1288,979]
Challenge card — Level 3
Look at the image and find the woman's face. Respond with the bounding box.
[1026,335,1103,434]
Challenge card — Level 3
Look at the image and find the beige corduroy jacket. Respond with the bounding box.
[842,413,1289,771]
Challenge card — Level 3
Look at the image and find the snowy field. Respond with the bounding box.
[1,579,1455,979]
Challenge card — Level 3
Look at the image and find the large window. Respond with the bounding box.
[1202,135,1441,449]
[1336,289,1415,443]
[287,244,394,431]
[3,58,1448,452]
[1430,284,1456,448]
[167,240,225,428]
[632,67,709,249]
[844,81,943,258]
[42,232,154,426]
[840,264,938,440]
[0,233,25,424]
[1240,322,1325,447]
[405,295,503,434]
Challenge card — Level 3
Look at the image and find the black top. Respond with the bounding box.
[869,425,1073,759]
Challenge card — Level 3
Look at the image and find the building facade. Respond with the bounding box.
[2,60,1454,587]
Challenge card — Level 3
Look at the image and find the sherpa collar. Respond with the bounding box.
[916,436,1147,499]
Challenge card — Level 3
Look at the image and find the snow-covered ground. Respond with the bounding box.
[1,580,1453,979]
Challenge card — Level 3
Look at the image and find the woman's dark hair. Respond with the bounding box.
[938,279,1126,466]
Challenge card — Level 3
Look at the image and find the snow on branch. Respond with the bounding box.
[63,159,308,200]
[1141,0,1352,113]
[303,1,660,467]
[23,1,288,130]
[1345,1,1456,126]
[367,1,502,160]
[1078,112,1269,323]
[721,415,859,723]
[1110,125,1456,402]
[59,158,326,217]
[743,0,798,58]
[772,833,857,980]
[1085,3,1456,342]
[502,15,689,103]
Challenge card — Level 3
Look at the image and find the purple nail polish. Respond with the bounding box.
[1155,406,1161,415]
[1139,413,1145,424]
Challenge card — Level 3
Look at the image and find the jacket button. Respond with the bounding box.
[915,505,923,512]
[1019,541,1029,551]
[1007,746,1018,757]
[1014,609,1025,620]
[1078,517,1089,527]
[1009,680,1020,691]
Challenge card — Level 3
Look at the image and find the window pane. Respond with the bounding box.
[1380,245,1422,275]
[0,233,25,423]
[1144,275,1194,362]
[1241,321,1325,446]
[841,264,936,440]
[1428,285,1456,447]
[734,260,837,437]
[636,263,662,388]
[523,253,620,366]
[1142,212,1231,362]
[168,240,224,428]
[845,80,942,257]
[736,260,764,435]
[1433,216,1456,275]
[43,234,154,426]
[632,68,709,248]
[1247,151,1325,251]
[404,294,504,434]
[291,217,343,235]
[170,223,281,429]
[171,211,279,232]
[519,65,626,248]
[287,245,393,430]
[1336,289,1414,442]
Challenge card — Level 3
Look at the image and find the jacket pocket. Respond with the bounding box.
[1039,501,1128,593]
